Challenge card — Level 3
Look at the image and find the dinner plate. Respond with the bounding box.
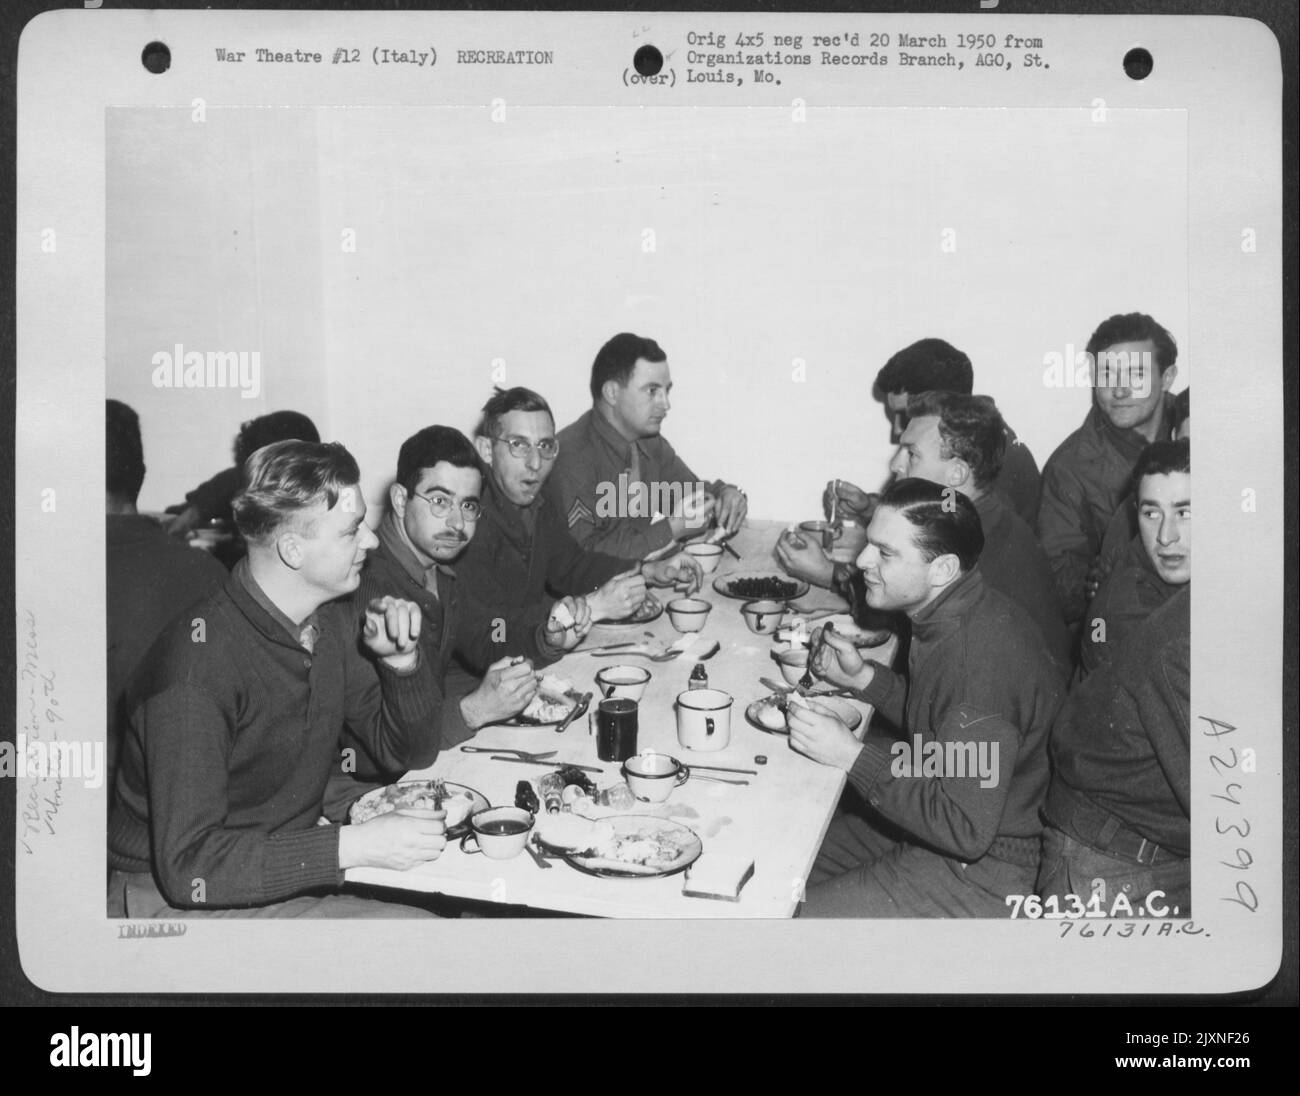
[348,780,489,838]
[537,814,703,879]
[744,695,864,736]
[495,693,588,728]
[712,571,810,602]
[777,613,892,648]
[594,596,664,631]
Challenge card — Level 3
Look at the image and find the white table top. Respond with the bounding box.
[346,520,896,918]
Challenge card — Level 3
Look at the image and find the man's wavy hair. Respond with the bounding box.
[1085,313,1178,375]
[233,439,361,544]
[877,477,985,573]
[905,391,1008,493]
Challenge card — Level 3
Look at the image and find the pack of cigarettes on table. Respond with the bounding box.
[682,855,755,902]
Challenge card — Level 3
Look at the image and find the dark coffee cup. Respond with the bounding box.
[595,698,639,763]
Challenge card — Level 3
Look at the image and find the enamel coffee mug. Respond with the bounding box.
[675,688,734,752]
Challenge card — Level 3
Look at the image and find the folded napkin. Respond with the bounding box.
[682,854,755,902]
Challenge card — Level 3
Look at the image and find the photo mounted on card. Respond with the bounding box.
[13,8,1283,995]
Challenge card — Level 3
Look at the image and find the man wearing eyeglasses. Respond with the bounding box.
[349,425,588,759]
[455,386,702,636]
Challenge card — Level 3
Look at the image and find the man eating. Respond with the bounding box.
[350,424,591,755]
[789,478,1066,917]
[546,333,748,558]
[109,441,450,917]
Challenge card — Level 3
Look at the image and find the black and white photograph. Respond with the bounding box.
[6,3,1293,1016]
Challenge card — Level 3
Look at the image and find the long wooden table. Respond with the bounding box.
[346,520,895,918]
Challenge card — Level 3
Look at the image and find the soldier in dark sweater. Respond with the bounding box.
[1038,587,1191,915]
[1037,313,1179,626]
[1077,439,1189,683]
[109,441,450,917]
[824,337,1042,528]
[348,425,590,757]
[106,400,225,786]
[790,478,1066,917]
[457,385,703,636]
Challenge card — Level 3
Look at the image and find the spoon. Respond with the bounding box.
[524,836,553,870]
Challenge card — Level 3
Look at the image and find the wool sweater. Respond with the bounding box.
[1077,535,1183,682]
[995,423,1043,529]
[973,490,1072,669]
[1036,403,1167,624]
[456,475,629,633]
[348,516,561,754]
[849,568,1066,863]
[108,562,441,909]
[1045,586,1190,856]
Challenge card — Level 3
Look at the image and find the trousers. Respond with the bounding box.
[1036,826,1191,916]
[107,869,436,919]
[802,808,1036,918]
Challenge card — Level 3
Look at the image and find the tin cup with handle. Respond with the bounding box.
[675,688,734,752]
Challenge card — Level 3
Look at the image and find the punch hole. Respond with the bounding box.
[1122,47,1153,80]
[142,41,172,75]
[633,45,664,77]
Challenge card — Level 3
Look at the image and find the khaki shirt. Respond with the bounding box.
[545,409,727,560]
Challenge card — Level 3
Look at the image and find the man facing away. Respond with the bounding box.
[826,338,1042,528]
[789,478,1066,917]
[349,424,591,756]
[1077,439,1190,683]
[1037,312,1179,626]
[106,400,226,785]
[109,441,450,917]
[546,333,748,559]
[456,385,703,635]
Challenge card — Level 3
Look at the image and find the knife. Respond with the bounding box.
[489,756,604,774]
[554,692,591,734]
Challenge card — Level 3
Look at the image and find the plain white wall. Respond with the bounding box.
[108,105,1188,519]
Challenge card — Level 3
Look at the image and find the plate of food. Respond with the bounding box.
[348,779,488,837]
[745,692,864,736]
[713,571,810,602]
[501,674,588,727]
[597,592,664,630]
[775,614,893,649]
[534,813,703,878]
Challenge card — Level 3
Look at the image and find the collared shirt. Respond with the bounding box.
[546,408,728,559]
[234,557,321,652]
[377,512,454,601]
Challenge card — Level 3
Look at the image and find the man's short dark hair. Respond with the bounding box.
[906,392,1008,493]
[1132,438,1190,496]
[1171,388,1190,435]
[233,440,361,543]
[1085,313,1178,375]
[395,426,483,495]
[590,333,667,402]
[476,386,554,441]
[878,477,984,573]
[874,339,973,397]
[233,411,320,469]
[106,399,145,504]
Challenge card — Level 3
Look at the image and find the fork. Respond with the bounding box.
[458,746,558,762]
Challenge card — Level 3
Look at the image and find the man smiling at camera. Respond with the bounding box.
[789,478,1065,918]
[546,333,748,559]
[109,441,450,918]
[456,386,702,635]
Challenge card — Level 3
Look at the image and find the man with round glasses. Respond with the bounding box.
[349,425,586,759]
[456,386,703,635]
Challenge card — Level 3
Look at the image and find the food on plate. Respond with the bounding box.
[726,576,800,600]
[518,674,578,723]
[536,815,697,874]
[350,781,476,829]
[753,695,789,731]
[535,812,608,851]
[625,593,661,623]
